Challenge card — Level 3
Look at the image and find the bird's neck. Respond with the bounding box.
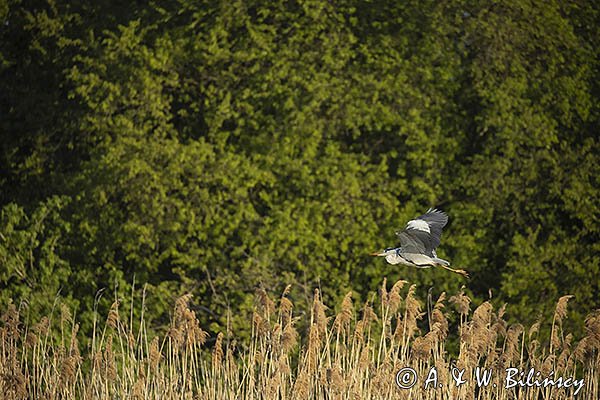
[385,251,404,265]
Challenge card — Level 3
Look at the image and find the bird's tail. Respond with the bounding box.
[432,257,450,267]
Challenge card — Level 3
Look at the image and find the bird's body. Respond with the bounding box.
[371,209,469,278]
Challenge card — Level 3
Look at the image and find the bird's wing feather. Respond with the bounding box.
[400,252,435,266]
[412,208,448,250]
[396,229,433,255]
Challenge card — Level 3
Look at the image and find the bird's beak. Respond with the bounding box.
[370,251,384,256]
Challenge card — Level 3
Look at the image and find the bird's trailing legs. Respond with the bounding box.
[439,264,469,278]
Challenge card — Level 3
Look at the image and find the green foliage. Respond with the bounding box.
[0,197,74,317]
[0,0,598,340]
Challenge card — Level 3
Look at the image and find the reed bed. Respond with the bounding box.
[0,279,598,399]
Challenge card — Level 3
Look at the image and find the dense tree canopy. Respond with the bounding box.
[1,0,598,339]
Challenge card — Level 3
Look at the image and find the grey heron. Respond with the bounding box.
[371,209,469,278]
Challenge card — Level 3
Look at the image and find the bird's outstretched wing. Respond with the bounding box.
[396,229,432,255]
[396,209,448,256]
[407,208,448,250]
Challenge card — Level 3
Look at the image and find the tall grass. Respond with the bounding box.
[1,279,598,399]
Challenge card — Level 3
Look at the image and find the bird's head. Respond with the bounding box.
[370,247,396,257]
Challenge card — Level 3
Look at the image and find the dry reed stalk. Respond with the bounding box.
[256,288,275,322]
[280,285,294,327]
[333,291,353,336]
[431,292,449,343]
[449,287,471,321]
[311,289,329,340]
[388,280,407,316]
[500,323,524,368]
[0,282,598,400]
[282,321,299,354]
[550,295,574,354]
[400,284,423,361]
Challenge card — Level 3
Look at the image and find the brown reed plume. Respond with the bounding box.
[0,282,598,399]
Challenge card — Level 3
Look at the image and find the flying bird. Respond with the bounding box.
[370,209,469,278]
